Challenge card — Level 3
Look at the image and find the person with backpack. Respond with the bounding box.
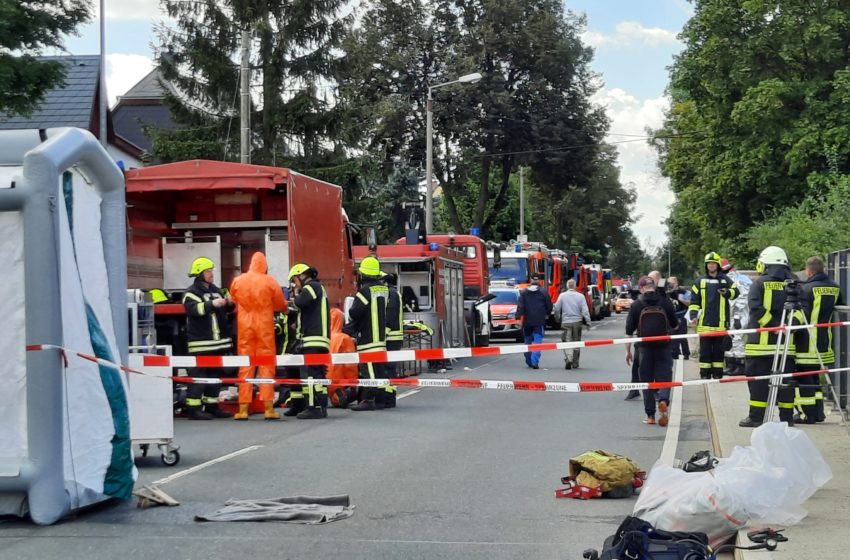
[625,276,678,426]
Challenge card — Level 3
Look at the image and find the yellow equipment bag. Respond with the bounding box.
[569,450,640,492]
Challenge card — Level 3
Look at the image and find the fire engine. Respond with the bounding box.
[124,159,360,352]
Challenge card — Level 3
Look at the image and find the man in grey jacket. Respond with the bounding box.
[553,279,591,369]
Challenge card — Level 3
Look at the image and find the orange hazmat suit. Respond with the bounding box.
[230,252,286,404]
[327,308,358,407]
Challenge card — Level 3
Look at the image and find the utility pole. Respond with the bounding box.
[425,88,434,234]
[99,0,107,147]
[519,166,525,238]
[240,27,251,164]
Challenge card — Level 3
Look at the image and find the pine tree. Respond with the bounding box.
[0,0,91,115]
[155,0,351,164]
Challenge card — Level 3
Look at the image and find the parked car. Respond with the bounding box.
[589,285,605,320]
[488,287,524,342]
[614,292,633,313]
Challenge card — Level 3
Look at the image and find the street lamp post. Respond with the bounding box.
[425,72,482,235]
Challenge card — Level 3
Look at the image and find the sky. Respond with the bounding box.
[59,0,692,250]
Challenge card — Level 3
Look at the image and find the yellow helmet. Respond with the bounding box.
[288,263,311,280]
[704,251,722,265]
[189,257,215,277]
[149,288,168,304]
[359,256,382,277]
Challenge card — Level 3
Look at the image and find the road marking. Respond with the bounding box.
[152,445,263,485]
[397,389,421,400]
[659,359,684,465]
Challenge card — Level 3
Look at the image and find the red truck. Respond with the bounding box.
[124,159,359,352]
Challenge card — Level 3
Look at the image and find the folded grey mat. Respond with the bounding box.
[195,495,354,524]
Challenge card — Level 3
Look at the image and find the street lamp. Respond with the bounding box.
[425,72,483,235]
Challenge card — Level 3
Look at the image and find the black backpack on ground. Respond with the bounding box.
[584,516,710,560]
[637,296,671,341]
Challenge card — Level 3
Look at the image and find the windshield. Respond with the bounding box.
[488,256,528,284]
[490,290,519,305]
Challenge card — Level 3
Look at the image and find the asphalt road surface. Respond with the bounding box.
[0,314,714,560]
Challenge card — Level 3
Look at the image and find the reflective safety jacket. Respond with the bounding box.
[345,278,388,352]
[795,272,842,365]
[386,285,403,343]
[183,278,233,354]
[294,278,330,350]
[275,308,300,354]
[688,273,738,332]
[745,265,796,357]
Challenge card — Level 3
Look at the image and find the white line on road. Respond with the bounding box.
[397,389,421,400]
[153,445,263,485]
[659,359,685,466]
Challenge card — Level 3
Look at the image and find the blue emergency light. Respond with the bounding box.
[470,227,481,236]
[514,243,522,252]
[429,242,439,251]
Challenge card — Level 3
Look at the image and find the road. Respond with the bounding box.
[0,314,714,560]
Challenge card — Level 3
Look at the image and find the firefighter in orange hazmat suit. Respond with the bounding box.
[328,307,358,408]
[229,252,287,420]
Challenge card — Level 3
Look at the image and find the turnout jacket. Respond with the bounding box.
[386,285,404,343]
[294,278,330,350]
[182,278,233,353]
[745,265,795,357]
[345,278,388,351]
[688,272,738,332]
[794,272,842,365]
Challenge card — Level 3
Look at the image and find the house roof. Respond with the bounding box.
[0,55,101,130]
[112,68,181,153]
[115,68,168,101]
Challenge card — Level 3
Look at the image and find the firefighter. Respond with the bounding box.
[287,263,331,420]
[383,272,404,408]
[794,256,842,423]
[182,257,234,420]
[276,295,303,416]
[345,256,388,411]
[739,246,797,427]
[327,307,358,408]
[688,252,739,379]
[230,252,287,420]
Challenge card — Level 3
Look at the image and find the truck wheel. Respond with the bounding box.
[475,334,490,347]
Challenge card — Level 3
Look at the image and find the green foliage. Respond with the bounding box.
[0,0,91,115]
[655,0,850,264]
[155,0,350,164]
[145,125,234,162]
[735,174,850,270]
[606,229,652,281]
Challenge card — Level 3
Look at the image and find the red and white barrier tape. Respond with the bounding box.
[168,367,841,393]
[26,343,844,393]
[111,319,850,368]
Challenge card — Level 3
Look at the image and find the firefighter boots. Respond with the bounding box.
[234,403,250,420]
[264,401,281,420]
[205,403,233,418]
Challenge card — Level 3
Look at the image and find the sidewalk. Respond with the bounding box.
[701,360,850,559]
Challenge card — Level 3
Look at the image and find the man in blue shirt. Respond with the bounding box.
[517,274,553,369]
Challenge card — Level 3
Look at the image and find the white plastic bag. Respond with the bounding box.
[634,423,832,547]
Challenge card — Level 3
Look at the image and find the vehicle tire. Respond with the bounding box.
[476,334,490,347]
[161,450,180,467]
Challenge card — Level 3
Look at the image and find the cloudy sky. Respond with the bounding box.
[59,0,691,249]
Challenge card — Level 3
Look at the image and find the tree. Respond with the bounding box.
[155,0,351,164]
[607,228,651,281]
[338,0,613,239]
[0,0,91,115]
[655,1,850,263]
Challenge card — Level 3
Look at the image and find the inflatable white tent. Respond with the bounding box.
[0,128,135,524]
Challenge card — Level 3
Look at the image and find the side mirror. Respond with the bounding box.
[476,293,497,306]
[493,246,501,269]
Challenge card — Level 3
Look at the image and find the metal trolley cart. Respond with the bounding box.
[127,345,181,466]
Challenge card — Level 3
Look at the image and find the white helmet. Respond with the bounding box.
[757,246,789,272]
